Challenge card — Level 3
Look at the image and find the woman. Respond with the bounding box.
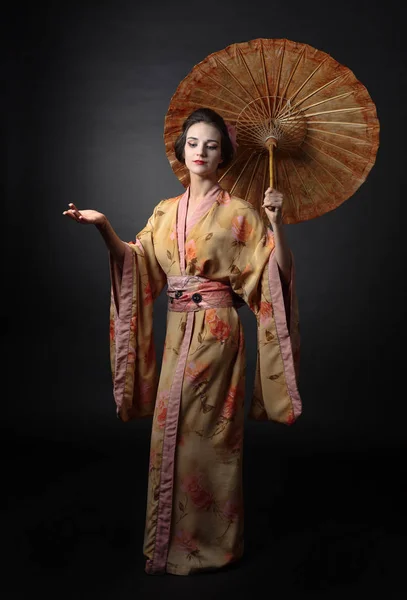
[63,108,302,575]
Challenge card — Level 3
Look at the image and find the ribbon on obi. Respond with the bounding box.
[167,275,245,312]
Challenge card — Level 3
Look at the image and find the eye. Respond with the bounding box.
[207,146,218,150]
[187,142,197,147]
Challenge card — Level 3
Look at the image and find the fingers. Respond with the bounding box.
[263,187,283,212]
[68,203,82,220]
[62,210,79,222]
[262,198,282,207]
[264,188,282,198]
[63,210,81,222]
[262,200,282,211]
[62,203,83,223]
[263,206,280,216]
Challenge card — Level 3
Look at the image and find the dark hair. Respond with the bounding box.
[174,108,235,169]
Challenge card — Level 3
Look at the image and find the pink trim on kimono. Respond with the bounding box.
[147,309,195,573]
[268,250,302,420]
[185,184,222,238]
[149,182,232,573]
[146,276,239,574]
[109,244,136,416]
[177,184,222,273]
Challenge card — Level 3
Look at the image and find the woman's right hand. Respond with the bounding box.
[63,203,106,226]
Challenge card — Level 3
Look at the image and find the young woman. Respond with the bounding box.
[63,108,301,576]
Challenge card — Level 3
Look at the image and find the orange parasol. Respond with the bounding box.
[164,38,380,224]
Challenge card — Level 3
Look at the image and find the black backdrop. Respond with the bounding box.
[4,0,405,598]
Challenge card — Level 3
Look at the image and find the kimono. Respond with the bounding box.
[109,182,302,576]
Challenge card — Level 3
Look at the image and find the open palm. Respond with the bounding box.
[63,203,105,225]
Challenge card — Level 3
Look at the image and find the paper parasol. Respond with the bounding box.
[164,38,380,224]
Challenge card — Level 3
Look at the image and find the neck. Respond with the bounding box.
[188,173,219,205]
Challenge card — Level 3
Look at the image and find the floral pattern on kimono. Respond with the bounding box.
[109,185,301,575]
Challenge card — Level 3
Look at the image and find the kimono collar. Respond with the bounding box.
[185,183,222,236]
[177,182,223,274]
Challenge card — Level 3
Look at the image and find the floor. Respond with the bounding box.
[2,425,405,600]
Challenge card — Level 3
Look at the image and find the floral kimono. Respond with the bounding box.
[109,182,301,576]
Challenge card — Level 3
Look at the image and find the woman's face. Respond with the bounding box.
[184,122,223,177]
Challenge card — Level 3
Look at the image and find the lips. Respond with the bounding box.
[193,160,206,165]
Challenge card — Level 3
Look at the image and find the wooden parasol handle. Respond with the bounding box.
[266,137,277,189]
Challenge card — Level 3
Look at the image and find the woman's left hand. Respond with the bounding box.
[262,187,283,226]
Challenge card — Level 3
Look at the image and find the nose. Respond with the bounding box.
[197,143,207,157]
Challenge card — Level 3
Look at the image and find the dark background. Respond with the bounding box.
[3,0,405,598]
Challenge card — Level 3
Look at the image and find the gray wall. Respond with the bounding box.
[5,0,404,452]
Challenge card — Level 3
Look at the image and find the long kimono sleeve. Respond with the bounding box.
[228,206,301,425]
[109,202,167,422]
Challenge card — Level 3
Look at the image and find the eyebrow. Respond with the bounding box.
[187,137,219,143]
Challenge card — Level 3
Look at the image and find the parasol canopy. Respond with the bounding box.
[164,38,380,224]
